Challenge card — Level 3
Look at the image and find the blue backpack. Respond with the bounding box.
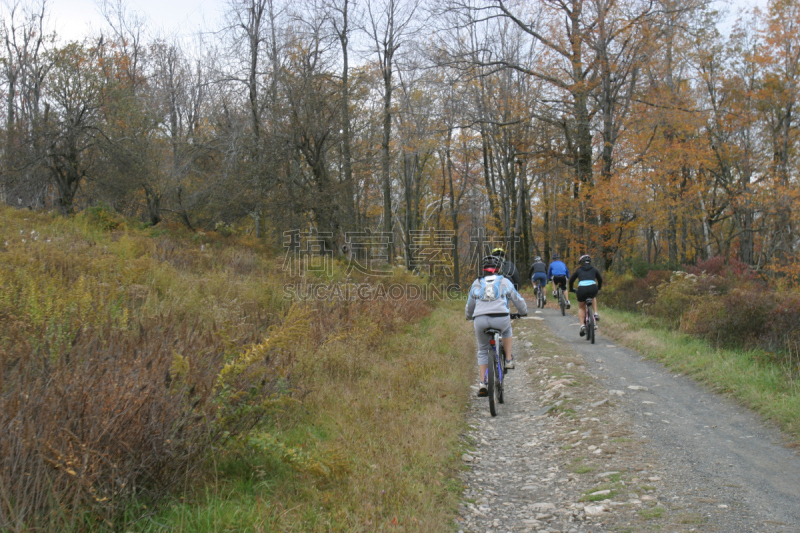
[477,275,505,302]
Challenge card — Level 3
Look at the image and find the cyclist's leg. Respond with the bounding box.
[498,316,513,363]
[576,286,589,325]
[473,316,492,383]
[533,273,546,297]
[558,277,570,304]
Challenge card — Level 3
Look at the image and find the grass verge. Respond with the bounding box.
[132,298,475,532]
[601,308,800,441]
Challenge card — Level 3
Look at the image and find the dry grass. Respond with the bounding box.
[136,300,475,532]
[1,205,470,532]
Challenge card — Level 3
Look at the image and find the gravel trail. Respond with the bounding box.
[457,306,800,533]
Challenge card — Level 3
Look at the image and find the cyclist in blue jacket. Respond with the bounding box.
[548,253,571,309]
[465,255,528,396]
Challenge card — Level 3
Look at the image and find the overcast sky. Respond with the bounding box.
[48,0,223,42]
[34,0,774,45]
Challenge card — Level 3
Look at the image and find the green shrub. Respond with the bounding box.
[603,270,669,312]
[647,272,704,326]
[82,203,126,231]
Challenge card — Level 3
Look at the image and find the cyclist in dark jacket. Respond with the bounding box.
[568,255,603,337]
[492,247,520,290]
[528,256,548,298]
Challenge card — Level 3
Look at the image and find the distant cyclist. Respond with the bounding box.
[491,247,520,290]
[548,253,571,309]
[465,255,527,397]
[568,254,603,337]
[528,256,547,301]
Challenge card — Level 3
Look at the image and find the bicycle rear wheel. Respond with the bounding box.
[488,349,498,416]
[559,288,566,316]
[588,306,596,344]
[497,337,505,404]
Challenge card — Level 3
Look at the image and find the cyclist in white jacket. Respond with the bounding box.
[465,255,528,396]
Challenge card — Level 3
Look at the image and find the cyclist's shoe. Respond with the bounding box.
[552,289,557,297]
[580,325,586,337]
[505,357,515,369]
[566,300,571,309]
[594,313,600,322]
[477,382,489,397]
[533,286,538,295]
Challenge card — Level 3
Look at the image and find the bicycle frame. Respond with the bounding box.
[483,313,521,417]
[556,285,566,315]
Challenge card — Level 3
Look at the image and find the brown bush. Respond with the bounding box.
[681,289,775,347]
[0,287,431,531]
[0,316,263,530]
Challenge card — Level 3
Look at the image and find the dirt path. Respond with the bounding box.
[457,306,800,533]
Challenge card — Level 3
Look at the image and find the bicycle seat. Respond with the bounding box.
[484,328,502,335]
[585,297,593,305]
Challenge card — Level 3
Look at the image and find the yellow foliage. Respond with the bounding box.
[170,353,190,381]
[215,303,312,388]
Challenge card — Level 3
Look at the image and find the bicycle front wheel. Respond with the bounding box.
[488,349,498,416]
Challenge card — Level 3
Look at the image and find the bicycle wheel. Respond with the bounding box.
[588,307,596,344]
[487,349,498,416]
[497,336,505,404]
[559,288,566,316]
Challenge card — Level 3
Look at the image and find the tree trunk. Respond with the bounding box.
[381,51,394,262]
[447,133,460,289]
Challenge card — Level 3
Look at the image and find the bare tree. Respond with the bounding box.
[1,0,51,207]
[364,0,421,260]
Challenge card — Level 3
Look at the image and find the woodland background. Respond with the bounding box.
[2,0,799,284]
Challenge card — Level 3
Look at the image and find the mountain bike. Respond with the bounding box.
[585,297,596,344]
[535,279,546,308]
[484,313,522,417]
[556,284,566,316]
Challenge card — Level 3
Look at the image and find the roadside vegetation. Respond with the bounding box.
[603,257,800,440]
[0,205,473,531]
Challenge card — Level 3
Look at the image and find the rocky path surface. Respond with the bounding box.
[457,307,800,533]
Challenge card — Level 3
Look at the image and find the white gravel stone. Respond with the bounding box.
[531,502,557,512]
[583,504,608,516]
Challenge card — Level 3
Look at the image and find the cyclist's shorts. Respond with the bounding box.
[576,284,598,303]
[473,314,512,366]
[531,272,547,286]
[552,275,567,289]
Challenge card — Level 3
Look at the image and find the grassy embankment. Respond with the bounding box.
[600,308,800,442]
[136,299,475,533]
[0,205,476,532]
